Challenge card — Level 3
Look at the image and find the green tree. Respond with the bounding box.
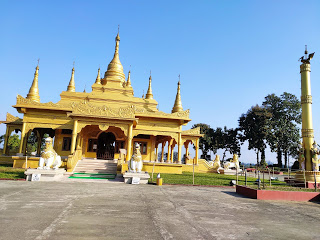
[238,105,271,167]
[210,127,224,155]
[8,134,20,152]
[192,123,211,158]
[263,92,301,168]
[27,132,38,155]
[224,127,241,157]
[0,134,4,145]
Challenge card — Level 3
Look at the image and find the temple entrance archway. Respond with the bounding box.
[97,132,116,160]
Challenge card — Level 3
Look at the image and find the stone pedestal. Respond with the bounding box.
[25,168,66,181]
[123,172,150,184]
[221,169,242,175]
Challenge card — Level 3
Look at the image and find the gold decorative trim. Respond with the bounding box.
[16,95,73,109]
[302,129,314,138]
[301,95,312,104]
[182,127,201,135]
[99,124,109,131]
[300,64,311,73]
[72,102,135,119]
[6,113,22,123]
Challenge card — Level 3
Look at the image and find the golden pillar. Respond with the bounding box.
[18,122,26,154]
[177,132,182,164]
[295,48,320,182]
[300,62,313,171]
[71,120,78,154]
[161,143,165,163]
[195,139,199,165]
[170,146,174,163]
[155,144,159,162]
[2,126,10,155]
[167,142,171,163]
[126,124,133,162]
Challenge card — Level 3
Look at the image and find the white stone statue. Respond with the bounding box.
[212,155,223,174]
[38,137,62,170]
[128,143,143,173]
[223,154,240,171]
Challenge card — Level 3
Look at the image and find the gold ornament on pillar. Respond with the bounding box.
[26,60,40,102]
[172,75,183,113]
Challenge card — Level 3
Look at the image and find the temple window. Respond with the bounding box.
[134,141,147,155]
[87,139,98,152]
[62,137,71,151]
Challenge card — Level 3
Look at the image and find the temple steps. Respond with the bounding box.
[73,158,118,174]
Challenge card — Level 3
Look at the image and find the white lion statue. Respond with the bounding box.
[223,154,240,171]
[212,155,223,174]
[128,143,143,173]
[38,137,62,170]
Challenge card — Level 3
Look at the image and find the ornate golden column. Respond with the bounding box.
[155,144,159,162]
[167,141,171,163]
[71,120,78,154]
[161,143,165,163]
[126,123,133,162]
[295,48,320,182]
[177,132,182,164]
[2,126,10,155]
[301,62,314,171]
[195,139,199,165]
[18,122,26,154]
[170,146,174,163]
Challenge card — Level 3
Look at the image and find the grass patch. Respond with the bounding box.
[149,172,260,186]
[149,172,318,192]
[0,165,25,179]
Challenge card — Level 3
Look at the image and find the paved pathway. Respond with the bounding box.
[0,181,320,240]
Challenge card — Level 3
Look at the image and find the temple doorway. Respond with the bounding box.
[97,132,116,160]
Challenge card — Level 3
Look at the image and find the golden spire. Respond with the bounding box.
[103,27,125,84]
[95,68,101,84]
[67,64,75,92]
[126,70,132,87]
[26,61,40,102]
[171,75,183,113]
[145,71,153,99]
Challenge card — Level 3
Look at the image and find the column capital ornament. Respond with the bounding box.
[302,129,314,138]
[301,95,312,104]
[300,64,311,73]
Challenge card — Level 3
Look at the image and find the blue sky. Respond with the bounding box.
[1,1,320,164]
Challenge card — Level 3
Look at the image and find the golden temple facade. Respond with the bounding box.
[1,32,202,172]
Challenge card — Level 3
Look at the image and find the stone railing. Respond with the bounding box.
[67,147,82,172]
[198,159,213,169]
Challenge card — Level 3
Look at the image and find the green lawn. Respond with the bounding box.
[0,164,25,179]
[149,172,317,192]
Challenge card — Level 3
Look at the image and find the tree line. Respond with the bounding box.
[193,92,301,168]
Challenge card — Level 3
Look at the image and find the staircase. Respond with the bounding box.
[70,158,118,179]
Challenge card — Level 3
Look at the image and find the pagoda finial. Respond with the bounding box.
[67,64,76,92]
[126,70,132,87]
[145,71,153,99]
[299,45,315,64]
[26,63,40,102]
[95,67,101,84]
[171,75,183,113]
[103,28,125,84]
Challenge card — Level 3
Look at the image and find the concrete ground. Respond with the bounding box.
[1,180,320,240]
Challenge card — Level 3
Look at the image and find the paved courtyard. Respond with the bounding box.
[1,180,320,240]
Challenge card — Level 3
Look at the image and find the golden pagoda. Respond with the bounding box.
[1,32,203,174]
